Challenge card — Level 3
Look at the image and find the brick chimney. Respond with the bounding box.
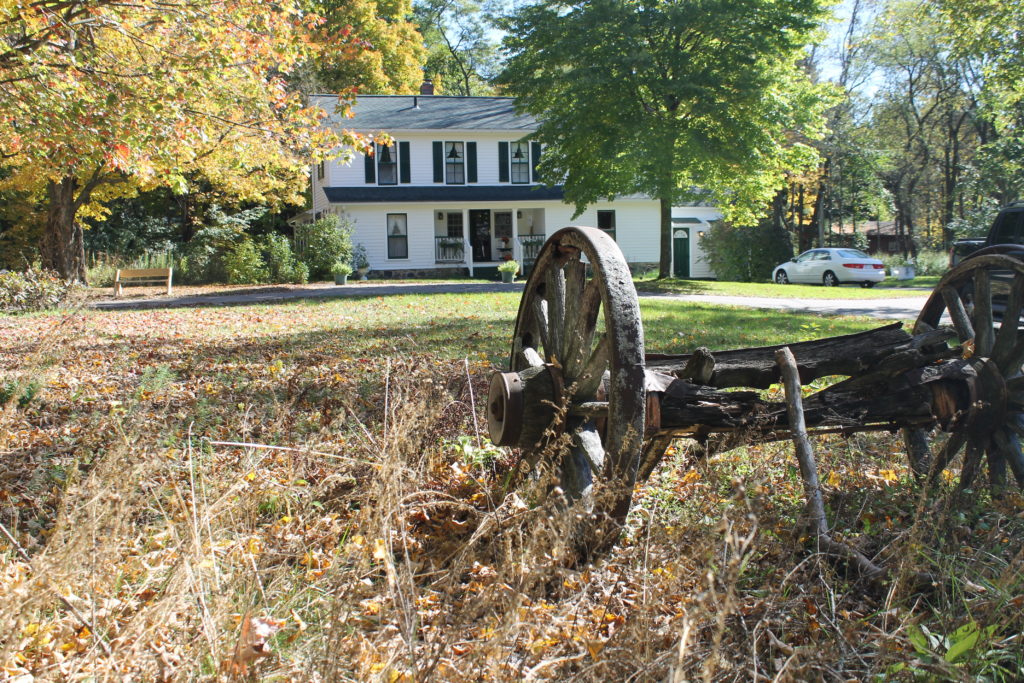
[419,78,434,95]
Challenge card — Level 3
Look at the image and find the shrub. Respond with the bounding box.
[881,249,946,276]
[331,261,353,277]
[497,259,520,273]
[223,238,269,284]
[260,233,308,284]
[295,215,354,280]
[177,205,267,284]
[0,267,77,314]
[699,219,793,282]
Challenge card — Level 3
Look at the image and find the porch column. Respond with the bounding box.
[512,207,521,265]
[462,208,472,277]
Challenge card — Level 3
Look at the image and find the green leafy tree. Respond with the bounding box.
[496,0,830,277]
[413,0,500,95]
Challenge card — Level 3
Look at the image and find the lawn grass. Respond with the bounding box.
[1,293,1020,681]
[635,275,939,299]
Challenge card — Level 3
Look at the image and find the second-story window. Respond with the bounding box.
[510,142,530,184]
[445,142,465,184]
[317,161,325,181]
[377,144,397,185]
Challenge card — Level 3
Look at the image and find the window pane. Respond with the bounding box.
[387,213,408,259]
[446,213,463,238]
[445,142,464,184]
[510,142,529,184]
[378,144,397,185]
[388,237,408,259]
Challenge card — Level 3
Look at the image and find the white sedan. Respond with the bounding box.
[773,248,886,288]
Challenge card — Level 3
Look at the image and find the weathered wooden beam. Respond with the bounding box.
[646,323,947,389]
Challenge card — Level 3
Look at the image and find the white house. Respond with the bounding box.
[311,82,718,278]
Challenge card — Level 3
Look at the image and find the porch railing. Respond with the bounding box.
[518,235,546,263]
[435,236,466,263]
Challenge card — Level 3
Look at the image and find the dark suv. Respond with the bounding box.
[949,201,1024,267]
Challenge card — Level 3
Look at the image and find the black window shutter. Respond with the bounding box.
[432,141,444,182]
[466,142,477,183]
[399,141,411,183]
[498,142,509,183]
[364,150,375,184]
[531,142,542,182]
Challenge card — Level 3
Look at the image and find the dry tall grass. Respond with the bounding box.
[1,306,1022,681]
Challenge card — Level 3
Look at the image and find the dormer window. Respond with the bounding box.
[445,142,465,184]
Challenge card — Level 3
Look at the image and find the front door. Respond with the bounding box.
[470,209,491,261]
[673,229,690,278]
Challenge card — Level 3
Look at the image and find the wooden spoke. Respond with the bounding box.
[545,267,566,363]
[520,346,544,368]
[973,269,994,356]
[993,427,1024,488]
[637,434,674,482]
[531,295,550,360]
[941,286,975,343]
[986,444,1008,496]
[929,430,967,484]
[574,333,610,400]
[562,261,586,360]
[957,437,986,490]
[992,274,1024,363]
[564,279,602,379]
[574,421,607,471]
[1002,342,1024,379]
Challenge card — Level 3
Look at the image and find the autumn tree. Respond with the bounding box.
[0,0,363,281]
[496,0,830,277]
[305,0,426,95]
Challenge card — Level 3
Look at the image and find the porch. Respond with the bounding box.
[432,207,548,276]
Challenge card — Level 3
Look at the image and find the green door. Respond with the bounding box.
[673,229,690,278]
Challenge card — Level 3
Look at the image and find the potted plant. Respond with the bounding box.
[332,261,353,285]
[498,259,520,283]
[351,244,370,280]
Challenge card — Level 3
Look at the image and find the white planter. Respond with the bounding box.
[891,265,916,281]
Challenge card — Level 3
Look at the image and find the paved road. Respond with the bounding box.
[92,281,930,320]
[641,292,930,320]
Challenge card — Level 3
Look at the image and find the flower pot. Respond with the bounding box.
[501,270,515,283]
[356,267,370,281]
[334,273,349,285]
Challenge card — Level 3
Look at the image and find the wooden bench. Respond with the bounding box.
[114,267,173,297]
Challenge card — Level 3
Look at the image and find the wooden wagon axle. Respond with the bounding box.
[488,323,1006,454]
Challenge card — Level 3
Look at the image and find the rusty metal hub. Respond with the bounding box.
[487,371,524,447]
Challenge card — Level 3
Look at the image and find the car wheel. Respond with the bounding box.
[823,271,839,287]
[775,270,789,284]
[861,281,876,288]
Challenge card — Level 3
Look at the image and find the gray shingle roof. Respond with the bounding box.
[312,95,536,132]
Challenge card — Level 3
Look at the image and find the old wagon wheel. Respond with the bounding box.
[487,226,646,554]
[912,249,1024,495]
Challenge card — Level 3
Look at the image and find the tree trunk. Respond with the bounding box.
[41,177,88,283]
[659,195,671,279]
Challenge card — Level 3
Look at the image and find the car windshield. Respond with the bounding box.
[836,249,871,259]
